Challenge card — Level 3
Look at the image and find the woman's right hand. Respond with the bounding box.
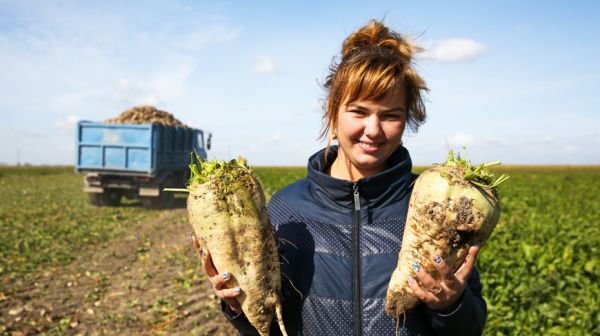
[190,232,243,315]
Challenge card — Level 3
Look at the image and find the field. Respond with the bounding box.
[0,165,598,335]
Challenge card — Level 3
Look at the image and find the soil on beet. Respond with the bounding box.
[0,208,237,335]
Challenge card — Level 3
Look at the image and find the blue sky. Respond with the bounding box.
[1,0,599,165]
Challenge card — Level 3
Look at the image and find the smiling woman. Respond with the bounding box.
[320,21,427,182]
[192,19,487,336]
[329,87,408,180]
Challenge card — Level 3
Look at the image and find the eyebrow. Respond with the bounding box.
[347,103,406,114]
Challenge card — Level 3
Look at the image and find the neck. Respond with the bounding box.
[328,151,386,182]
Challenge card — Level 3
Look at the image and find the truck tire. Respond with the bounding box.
[141,175,177,209]
[141,191,174,209]
[88,191,122,207]
[142,196,161,209]
[88,193,103,206]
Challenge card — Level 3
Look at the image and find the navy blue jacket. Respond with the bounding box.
[225,146,487,335]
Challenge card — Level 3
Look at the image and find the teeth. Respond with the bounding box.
[359,142,379,148]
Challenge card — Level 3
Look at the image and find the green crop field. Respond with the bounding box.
[0,165,598,335]
[0,166,152,291]
[479,166,599,335]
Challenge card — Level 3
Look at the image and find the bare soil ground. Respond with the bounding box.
[0,208,237,335]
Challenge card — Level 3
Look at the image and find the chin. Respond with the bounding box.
[352,156,387,172]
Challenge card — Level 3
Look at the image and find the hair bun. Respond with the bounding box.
[341,20,417,63]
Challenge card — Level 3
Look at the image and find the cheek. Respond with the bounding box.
[337,117,362,138]
[383,122,405,139]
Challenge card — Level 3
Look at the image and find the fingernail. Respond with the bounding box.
[222,272,229,279]
[235,287,241,293]
[433,255,442,264]
[412,262,421,273]
[408,277,415,285]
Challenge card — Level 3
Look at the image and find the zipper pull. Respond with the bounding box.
[353,183,360,211]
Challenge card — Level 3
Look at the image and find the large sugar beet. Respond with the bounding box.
[186,159,287,336]
[385,151,507,318]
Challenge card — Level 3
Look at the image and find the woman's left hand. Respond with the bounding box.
[407,245,480,313]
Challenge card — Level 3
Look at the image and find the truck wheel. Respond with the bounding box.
[88,191,121,207]
[88,193,103,206]
[163,190,175,208]
[142,191,174,209]
[142,196,161,209]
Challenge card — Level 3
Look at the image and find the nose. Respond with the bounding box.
[364,114,382,138]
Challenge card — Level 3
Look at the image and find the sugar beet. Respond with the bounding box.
[186,159,287,336]
[385,151,507,319]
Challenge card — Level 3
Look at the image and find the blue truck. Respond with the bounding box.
[75,121,211,208]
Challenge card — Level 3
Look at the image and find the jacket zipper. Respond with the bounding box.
[352,183,362,336]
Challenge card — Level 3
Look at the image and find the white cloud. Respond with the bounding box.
[53,53,196,116]
[0,4,231,118]
[250,57,282,75]
[562,145,582,153]
[447,132,474,147]
[53,80,164,115]
[54,114,80,133]
[421,38,486,63]
[482,135,509,146]
[146,54,196,100]
[112,79,164,107]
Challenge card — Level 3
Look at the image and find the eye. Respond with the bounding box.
[381,113,404,121]
[348,109,367,116]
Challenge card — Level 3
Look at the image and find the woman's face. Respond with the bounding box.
[335,86,408,177]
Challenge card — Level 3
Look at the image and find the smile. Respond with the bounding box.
[359,141,380,147]
[356,141,383,152]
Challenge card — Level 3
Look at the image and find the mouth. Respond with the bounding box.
[355,140,383,153]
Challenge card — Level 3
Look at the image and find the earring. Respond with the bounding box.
[330,128,337,140]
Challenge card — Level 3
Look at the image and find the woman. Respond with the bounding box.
[192,20,487,335]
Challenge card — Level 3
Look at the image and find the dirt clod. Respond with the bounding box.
[455,197,475,225]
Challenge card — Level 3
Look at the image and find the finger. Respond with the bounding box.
[223,298,243,315]
[431,254,457,287]
[408,277,437,303]
[411,262,439,293]
[190,232,200,249]
[210,271,235,289]
[454,245,480,282]
[216,286,242,300]
[201,248,219,278]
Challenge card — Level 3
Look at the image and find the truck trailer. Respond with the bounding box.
[75,121,210,209]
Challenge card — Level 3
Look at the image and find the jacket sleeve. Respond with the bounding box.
[220,301,261,335]
[426,267,487,335]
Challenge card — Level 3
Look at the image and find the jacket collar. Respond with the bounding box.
[307,145,414,209]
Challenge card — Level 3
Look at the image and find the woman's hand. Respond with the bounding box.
[408,245,480,313]
[190,232,243,315]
